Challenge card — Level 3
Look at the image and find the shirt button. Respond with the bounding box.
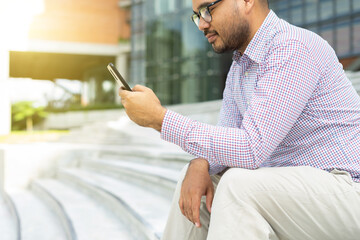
[245,72,249,76]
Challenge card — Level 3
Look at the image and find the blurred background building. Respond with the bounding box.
[130,0,360,105]
[130,0,232,105]
[0,0,131,134]
[271,0,360,69]
[1,0,360,134]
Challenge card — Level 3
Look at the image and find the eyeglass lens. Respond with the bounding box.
[192,8,211,27]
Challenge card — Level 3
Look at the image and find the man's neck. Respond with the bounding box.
[238,9,270,54]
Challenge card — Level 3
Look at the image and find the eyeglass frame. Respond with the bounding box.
[191,0,223,27]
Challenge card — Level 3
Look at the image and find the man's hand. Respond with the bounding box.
[179,158,214,228]
[119,85,167,132]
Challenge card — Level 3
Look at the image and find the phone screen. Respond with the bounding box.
[107,63,132,91]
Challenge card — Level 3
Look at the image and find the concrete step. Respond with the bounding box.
[57,168,172,240]
[9,188,67,240]
[32,179,134,240]
[79,159,180,199]
[92,149,190,171]
[54,143,191,171]
[0,197,17,240]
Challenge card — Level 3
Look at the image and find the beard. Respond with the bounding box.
[207,12,251,54]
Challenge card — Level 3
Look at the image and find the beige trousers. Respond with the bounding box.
[161,165,360,240]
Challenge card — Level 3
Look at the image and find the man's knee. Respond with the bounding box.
[213,167,282,206]
[216,168,256,192]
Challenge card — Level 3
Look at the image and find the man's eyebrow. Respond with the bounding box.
[193,1,211,12]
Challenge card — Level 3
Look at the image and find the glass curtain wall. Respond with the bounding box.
[270,0,360,58]
[131,0,360,105]
[131,0,232,105]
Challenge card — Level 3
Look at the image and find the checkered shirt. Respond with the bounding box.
[161,10,360,182]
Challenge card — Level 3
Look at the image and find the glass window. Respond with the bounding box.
[131,0,229,104]
[336,20,351,56]
[181,59,201,76]
[145,0,156,20]
[154,0,166,15]
[181,15,207,57]
[308,25,319,34]
[305,0,318,24]
[181,75,201,103]
[271,0,290,20]
[320,0,333,21]
[134,33,145,52]
[320,23,334,47]
[184,0,192,8]
[169,0,176,12]
[171,21,182,58]
[336,0,350,16]
[354,0,360,11]
[290,0,303,25]
[354,18,360,53]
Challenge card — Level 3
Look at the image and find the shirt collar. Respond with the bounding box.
[233,10,279,64]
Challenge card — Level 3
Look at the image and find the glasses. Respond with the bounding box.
[191,0,223,27]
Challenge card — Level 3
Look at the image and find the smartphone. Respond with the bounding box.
[107,63,132,91]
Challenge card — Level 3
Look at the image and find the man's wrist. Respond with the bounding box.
[189,158,210,171]
[151,107,167,132]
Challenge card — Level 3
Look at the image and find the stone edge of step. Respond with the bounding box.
[80,159,177,200]
[57,169,161,240]
[2,192,21,240]
[31,180,78,240]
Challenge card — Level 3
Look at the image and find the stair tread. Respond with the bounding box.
[87,159,181,182]
[0,198,16,240]
[9,188,67,240]
[35,179,134,240]
[62,168,171,234]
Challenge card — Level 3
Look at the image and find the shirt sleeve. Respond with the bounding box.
[161,40,320,175]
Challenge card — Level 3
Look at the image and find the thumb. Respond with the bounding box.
[132,84,148,92]
[118,87,131,98]
[205,188,214,213]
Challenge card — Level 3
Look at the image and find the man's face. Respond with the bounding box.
[192,0,251,53]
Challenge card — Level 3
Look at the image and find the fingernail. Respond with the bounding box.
[195,222,200,228]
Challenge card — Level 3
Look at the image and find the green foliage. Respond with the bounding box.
[11,101,48,131]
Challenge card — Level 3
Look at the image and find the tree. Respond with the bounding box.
[11,101,48,131]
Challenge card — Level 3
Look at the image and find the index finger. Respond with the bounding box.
[191,197,201,228]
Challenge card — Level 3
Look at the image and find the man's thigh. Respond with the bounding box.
[209,166,360,240]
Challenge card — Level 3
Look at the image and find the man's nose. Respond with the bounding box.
[198,17,210,31]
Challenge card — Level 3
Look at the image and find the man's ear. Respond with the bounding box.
[243,0,255,13]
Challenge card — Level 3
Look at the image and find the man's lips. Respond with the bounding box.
[205,32,218,43]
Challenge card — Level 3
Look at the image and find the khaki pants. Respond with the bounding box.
[161,165,360,240]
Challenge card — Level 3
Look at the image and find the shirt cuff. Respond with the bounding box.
[161,110,193,149]
[161,110,227,175]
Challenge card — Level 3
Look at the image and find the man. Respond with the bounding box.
[119,0,360,239]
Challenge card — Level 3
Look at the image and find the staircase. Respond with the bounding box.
[1,70,359,239]
[0,100,222,240]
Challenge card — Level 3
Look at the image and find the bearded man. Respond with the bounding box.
[119,0,360,239]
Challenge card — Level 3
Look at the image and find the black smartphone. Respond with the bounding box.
[107,63,132,91]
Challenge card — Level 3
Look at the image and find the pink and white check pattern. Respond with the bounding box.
[161,11,360,182]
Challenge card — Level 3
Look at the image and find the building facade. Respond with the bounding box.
[0,0,131,134]
[271,0,360,69]
[130,0,360,105]
[130,0,232,105]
